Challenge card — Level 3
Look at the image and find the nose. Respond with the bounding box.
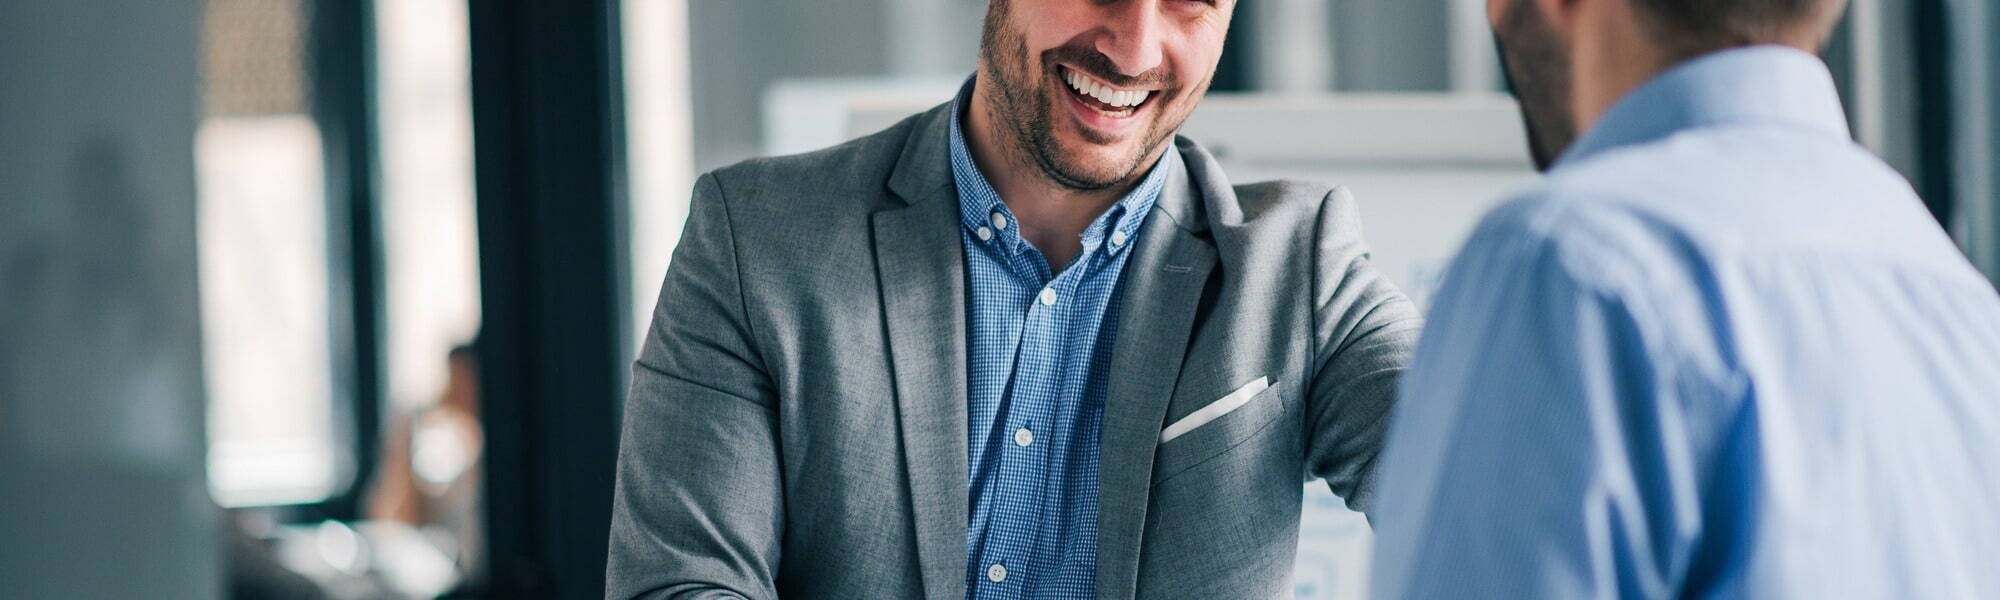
[1095,0,1166,78]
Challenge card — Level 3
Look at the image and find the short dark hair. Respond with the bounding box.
[1629,0,1848,54]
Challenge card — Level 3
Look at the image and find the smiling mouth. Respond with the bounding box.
[1058,65,1157,118]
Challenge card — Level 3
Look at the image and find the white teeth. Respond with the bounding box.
[1064,68,1149,109]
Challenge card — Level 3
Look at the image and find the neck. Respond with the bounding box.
[965,73,1157,270]
[1568,3,1675,136]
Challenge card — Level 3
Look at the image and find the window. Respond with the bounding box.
[198,0,345,508]
[376,0,482,414]
[200,0,484,517]
[623,0,696,346]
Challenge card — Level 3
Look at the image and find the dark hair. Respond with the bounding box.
[1629,0,1847,54]
[449,341,477,363]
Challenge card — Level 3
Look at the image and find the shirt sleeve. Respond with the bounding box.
[1368,201,1715,599]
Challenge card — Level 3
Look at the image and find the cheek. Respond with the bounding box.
[1169,47,1225,97]
[1019,3,1097,56]
[1170,21,1230,89]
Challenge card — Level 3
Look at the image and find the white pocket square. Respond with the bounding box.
[1160,376,1271,443]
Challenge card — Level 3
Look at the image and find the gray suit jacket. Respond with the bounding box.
[608,103,1422,599]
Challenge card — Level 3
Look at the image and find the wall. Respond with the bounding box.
[1332,0,1452,91]
[0,0,221,597]
[687,0,898,172]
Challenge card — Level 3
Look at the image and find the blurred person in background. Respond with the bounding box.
[608,0,1423,597]
[1373,0,2000,597]
[368,343,484,584]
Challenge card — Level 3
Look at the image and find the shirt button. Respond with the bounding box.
[976,226,993,241]
[1014,428,1033,447]
[987,563,1007,583]
[990,212,1008,230]
[1039,288,1058,306]
[1110,230,1128,246]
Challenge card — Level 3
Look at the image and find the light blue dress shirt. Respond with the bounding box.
[1373,46,2000,599]
[947,84,1169,599]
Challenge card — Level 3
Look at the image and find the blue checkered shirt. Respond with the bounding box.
[948,91,1168,599]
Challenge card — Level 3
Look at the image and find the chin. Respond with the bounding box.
[1046,140,1147,190]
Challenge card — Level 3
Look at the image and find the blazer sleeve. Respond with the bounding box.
[1301,186,1424,517]
[606,172,783,600]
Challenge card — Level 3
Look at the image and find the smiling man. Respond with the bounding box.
[606,1,1421,598]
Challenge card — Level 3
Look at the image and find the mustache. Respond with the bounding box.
[1042,43,1173,89]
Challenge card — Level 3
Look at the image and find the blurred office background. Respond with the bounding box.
[2,1,1994,599]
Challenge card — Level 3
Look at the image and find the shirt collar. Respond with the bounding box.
[1556,45,1852,168]
[947,76,1168,258]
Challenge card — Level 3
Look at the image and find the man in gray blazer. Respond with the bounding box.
[608,1,1420,598]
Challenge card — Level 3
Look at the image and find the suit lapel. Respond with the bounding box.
[875,104,971,600]
[1097,145,1218,599]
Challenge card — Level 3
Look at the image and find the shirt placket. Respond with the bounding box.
[976,210,1064,597]
[967,190,1140,597]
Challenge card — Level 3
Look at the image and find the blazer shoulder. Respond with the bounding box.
[699,110,929,214]
[1231,178,1339,205]
[1170,135,1342,231]
[1224,178,1356,235]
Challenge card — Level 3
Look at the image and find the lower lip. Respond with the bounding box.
[1057,70,1147,134]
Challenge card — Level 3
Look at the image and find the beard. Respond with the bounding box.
[977,1,1192,191]
[1495,0,1576,172]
